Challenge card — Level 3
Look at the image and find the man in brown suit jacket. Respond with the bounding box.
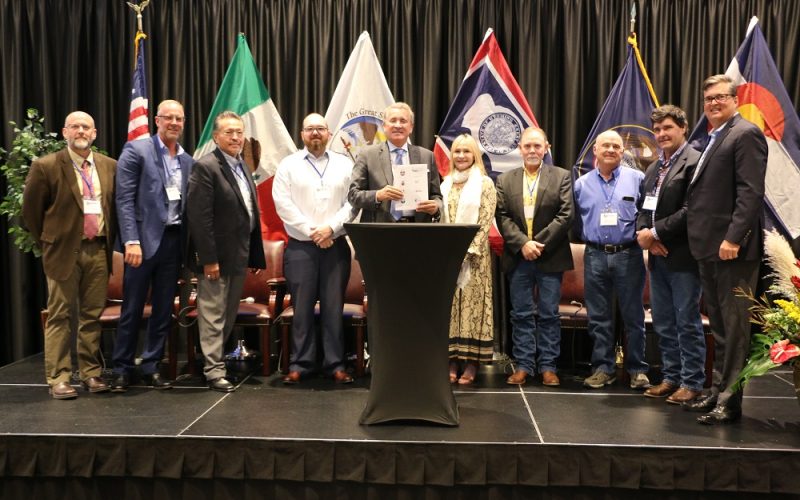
[22,111,117,399]
[495,127,574,386]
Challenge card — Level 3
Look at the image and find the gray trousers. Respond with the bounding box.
[197,273,246,380]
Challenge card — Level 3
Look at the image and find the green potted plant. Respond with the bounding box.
[1,109,65,256]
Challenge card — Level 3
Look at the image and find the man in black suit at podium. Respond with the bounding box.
[348,102,442,222]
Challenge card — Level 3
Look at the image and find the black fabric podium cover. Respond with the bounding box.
[345,223,479,425]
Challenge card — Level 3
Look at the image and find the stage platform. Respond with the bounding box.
[1,353,799,499]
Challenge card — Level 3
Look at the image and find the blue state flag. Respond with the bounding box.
[689,17,800,239]
[434,29,542,179]
[573,36,659,180]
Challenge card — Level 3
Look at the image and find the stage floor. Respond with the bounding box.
[2,354,799,498]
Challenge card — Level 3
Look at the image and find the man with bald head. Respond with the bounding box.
[273,113,356,384]
[113,99,194,392]
[22,111,117,399]
[574,130,649,390]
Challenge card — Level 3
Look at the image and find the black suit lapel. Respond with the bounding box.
[213,149,249,213]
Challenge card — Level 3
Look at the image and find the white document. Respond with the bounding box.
[391,163,429,212]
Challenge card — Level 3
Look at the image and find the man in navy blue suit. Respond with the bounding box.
[111,100,194,391]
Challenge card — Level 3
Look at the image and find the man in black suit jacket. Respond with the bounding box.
[636,105,706,404]
[495,127,574,386]
[685,75,767,424]
[348,102,442,222]
[187,111,267,392]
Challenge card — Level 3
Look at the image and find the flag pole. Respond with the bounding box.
[127,1,150,64]
[626,3,660,107]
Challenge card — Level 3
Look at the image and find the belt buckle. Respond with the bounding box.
[603,244,617,253]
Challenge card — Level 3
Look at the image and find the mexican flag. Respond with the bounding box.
[194,33,297,241]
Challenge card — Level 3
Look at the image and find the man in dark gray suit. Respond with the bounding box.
[187,111,266,392]
[636,105,705,404]
[495,127,574,386]
[685,74,767,424]
[348,102,442,222]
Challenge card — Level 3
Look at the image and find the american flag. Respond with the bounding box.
[127,32,150,142]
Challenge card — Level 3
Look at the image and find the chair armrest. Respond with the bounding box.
[362,280,368,314]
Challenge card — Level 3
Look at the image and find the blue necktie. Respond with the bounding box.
[692,131,718,184]
[390,149,405,220]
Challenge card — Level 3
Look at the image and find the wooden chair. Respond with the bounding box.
[277,242,367,377]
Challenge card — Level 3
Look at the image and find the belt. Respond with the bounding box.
[395,216,416,223]
[164,224,181,233]
[82,236,106,244]
[586,241,636,253]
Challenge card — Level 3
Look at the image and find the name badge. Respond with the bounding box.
[166,186,181,201]
[316,185,332,201]
[642,195,658,211]
[524,205,534,220]
[83,199,102,215]
[600,210,618,226]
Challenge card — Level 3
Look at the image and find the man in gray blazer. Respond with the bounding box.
[187,111,267,392]
[495,127,574,386]
[685,74,767,424]
[348,102,442,222]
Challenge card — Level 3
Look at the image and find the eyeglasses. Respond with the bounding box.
[66,124,93,131]
[220,129,245,137]
[157,115,186,123]
[303,126,328,134]
[702,94,735,105]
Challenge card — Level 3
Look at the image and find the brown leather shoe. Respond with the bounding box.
[541,371,560,387]
[333,370,354,384]
[667,387,701,405]
[644,381,677,398]
[49,381,78,400]
[81,376,109,393]
[282,371,301,384]
[506,369,528,385]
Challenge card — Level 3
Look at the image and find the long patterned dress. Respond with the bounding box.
[447,176,496,363]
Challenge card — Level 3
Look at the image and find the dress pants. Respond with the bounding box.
[113,228,181,376]
[197,272,246,381]
[698,258,759,409]
[44,239,108,385]
[285,237,351,375]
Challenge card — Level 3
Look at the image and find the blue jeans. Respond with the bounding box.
[649,255,706,391]
[584,245,647,374]
[508,259,563,374]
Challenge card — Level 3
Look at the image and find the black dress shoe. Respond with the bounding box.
[208,377,235,393]
[142,373,173,390]
[682,393,717,412]
[697,405,742,425]
[110,373,130,393]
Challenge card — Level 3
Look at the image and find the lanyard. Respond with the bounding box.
[159,149,179,187]
[525,171,540,199]
[232,163,249,186]
[305,156,329,183]
[72,161,95,197]
[597,170,618,207]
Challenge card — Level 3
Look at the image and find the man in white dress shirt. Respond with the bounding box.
[273,113,357,384]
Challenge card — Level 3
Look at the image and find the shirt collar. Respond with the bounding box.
[658,141,688,168]
[220,149,242,169]
[389,142,409,155]
[67,147,94,167]
[155,134,185,157]
[304,148,328,162]
[593,165,620,182]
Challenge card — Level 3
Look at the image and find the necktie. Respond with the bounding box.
[391,149,405,220]
[691,131,718,184]
[82,160,99,240]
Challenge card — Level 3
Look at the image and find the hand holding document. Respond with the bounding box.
[391,164,429,212]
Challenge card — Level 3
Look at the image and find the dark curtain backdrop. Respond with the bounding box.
[2,0,799,363]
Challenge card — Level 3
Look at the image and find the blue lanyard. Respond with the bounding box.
[72,161,95,197]
[231,163,249,185]
[525,171,540,199]
[305,156,329,183]
[159,149,179,187]
[597,170,618,207]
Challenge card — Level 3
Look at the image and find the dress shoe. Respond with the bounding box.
[333,370,354,384]
[49,381,78,400]
[541,371,560,387]
[110,373,130,393]
[506,369,528,385]
[142,372,174,390]
[282,371,301,385]
[81,376,109,393]
[208,377,235,393]
[682,393,717,412]
[666,387,701,405]
[697,405,742,425]
[644,381,677,398]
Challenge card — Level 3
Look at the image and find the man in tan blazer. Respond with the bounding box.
[22,111,117,399]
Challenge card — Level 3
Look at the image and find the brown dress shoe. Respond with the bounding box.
[282,371,301,384]
[333,370,353,384]
[49,381,78,400]
[644,381,677,398]
[541,371,560,387]
[81,376,109,393]
[506,369,528,385]
[667,387,701,405]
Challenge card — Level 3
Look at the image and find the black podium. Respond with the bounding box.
[345,222,479,426]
